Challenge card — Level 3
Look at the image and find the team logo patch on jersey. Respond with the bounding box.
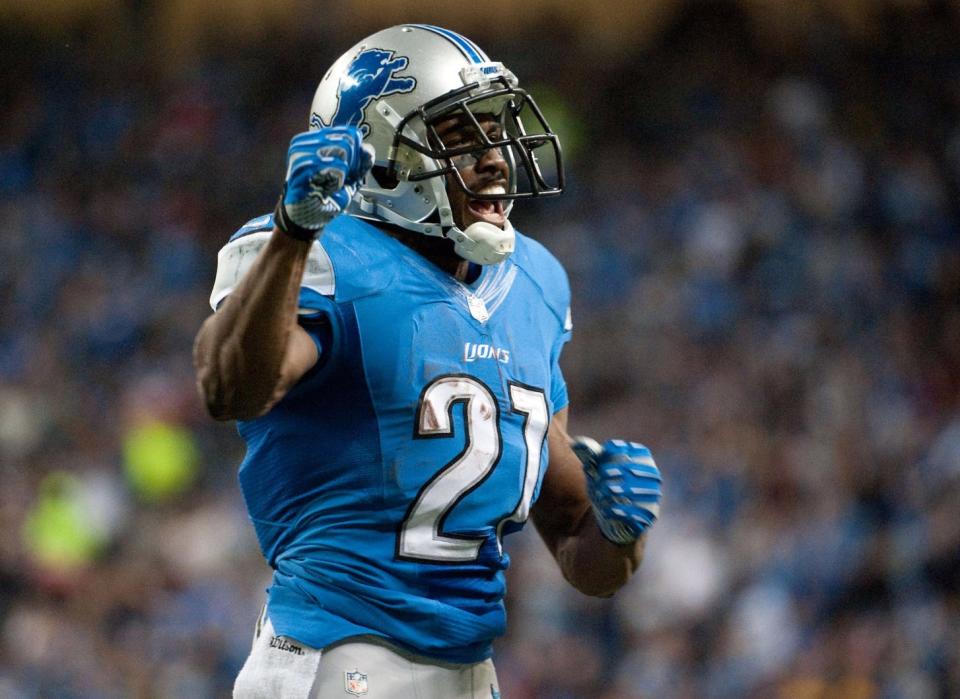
[344,670,368,696]
[311,48,417,136]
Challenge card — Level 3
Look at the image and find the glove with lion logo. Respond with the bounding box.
[274,126,375,241]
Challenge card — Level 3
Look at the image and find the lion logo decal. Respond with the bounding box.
[311,48,417,136]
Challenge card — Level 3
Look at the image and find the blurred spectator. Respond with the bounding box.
[1,2,958,696]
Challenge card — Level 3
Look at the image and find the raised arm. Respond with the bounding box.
[531,408,661,597]
[193,231,318,421]
[193,126,374,421]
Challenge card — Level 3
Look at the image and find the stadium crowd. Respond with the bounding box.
[0,3,958,697]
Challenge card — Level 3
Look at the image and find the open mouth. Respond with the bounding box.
[466,184,508,226]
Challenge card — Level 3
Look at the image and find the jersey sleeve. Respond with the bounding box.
[208,213,336,315]
[510,232,573,415]
[207,214,340,370]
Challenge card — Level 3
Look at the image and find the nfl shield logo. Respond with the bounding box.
[344,670,368,696]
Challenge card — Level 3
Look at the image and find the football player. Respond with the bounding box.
[193,24,663,699]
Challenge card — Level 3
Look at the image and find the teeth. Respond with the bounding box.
[477,184,506,196]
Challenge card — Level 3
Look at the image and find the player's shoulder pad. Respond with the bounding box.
[510,230,573,332]
[209,213,334,312]
[208,213,396,312]
[316,215,398,301]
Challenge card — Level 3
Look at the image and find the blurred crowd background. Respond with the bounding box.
[1,0,959,697]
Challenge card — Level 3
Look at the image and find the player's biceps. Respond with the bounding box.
[533,440,591,538]
[551,407,569,435]
[276,325,320,394]
[545,411,578,484]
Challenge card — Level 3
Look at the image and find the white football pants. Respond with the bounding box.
[233,613,501,699]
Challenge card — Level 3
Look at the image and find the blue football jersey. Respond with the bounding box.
[209,214,572,663]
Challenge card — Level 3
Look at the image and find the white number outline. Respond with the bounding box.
[498,382,550,546]
[396,374,549,563]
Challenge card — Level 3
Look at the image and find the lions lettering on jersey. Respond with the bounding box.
[212,214,572,664]
[463,342,510,363]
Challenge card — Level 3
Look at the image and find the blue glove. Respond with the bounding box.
[571,437,662,545]
[274,126,375,241]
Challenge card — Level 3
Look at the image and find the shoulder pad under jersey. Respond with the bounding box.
[208,213,397,312]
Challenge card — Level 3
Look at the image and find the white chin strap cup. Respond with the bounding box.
[449,220,516,266]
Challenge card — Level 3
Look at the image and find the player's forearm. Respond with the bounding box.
[554,511,646,597]
[194,228,310,420]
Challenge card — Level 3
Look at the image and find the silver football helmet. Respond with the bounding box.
[308,24,563,265]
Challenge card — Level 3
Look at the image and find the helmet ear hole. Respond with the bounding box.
[371,165,400,190]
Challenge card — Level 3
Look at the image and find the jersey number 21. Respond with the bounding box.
[397,374,549,563]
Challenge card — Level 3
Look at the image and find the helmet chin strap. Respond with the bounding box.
[354,149,517,265]
[430,175,516,266]
[446,219,516,266]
